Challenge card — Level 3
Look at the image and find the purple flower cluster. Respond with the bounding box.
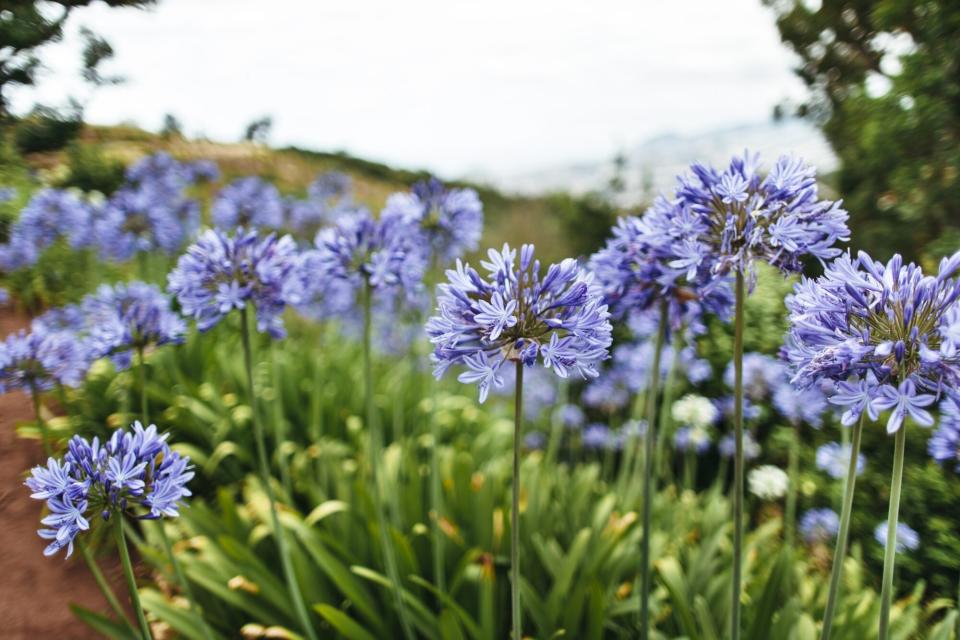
[786,251,960,432]
[0,189,93,270]
[25,422,193,557]
[286,173,357,239]
[874,521,919,553]
[381,178,484,264]
[297,209,425,318]
[719,430,761,460]
[800,508,839,544]
[212,177,284,230]
[589,196,732,331]
[427,244,612,402]
[95,153,209,261]
[81,281,186,369]
[928,399,960,471]
[674,151,849,283]
[816,442,865,479]
[168,228,300,338]
[0,328,89,394]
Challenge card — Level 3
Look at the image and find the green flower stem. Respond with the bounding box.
[271,344,293,497]
[785,425,799,550]
[362,285,415,640]
[240,308,318,640]
[113,515,153,640]
[28,382,51,456]
[511,360,524,640]
[655,339,682,482]
[545,378,568,468]
[731,270,745,640]
[429,381,446,594]
[639,301,667,640]
[138,346,215,640]
[77,540,138,635]
[879,424,908,640]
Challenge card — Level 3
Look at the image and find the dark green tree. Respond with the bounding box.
[763,0,960,264]
[0,0,153,117]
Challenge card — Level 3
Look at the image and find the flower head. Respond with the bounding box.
[589,196,732,331]
[747,464,789,500]
[168,228,300,338]
[427,243,612,401]
[674,424,713,454]
[81,282,186,368]
[719,430,761,460]
[675,151,849,283]
[800,508,839,544]
[786,250,960,432]
[381,177,483,263]
[25,422,193,557]
[816,442,865,479]
[928,400,960,471]
[874,521,919,553]
[672,394,719,430]
[212,177,284,230]
[0,189,93,269]
[0,329,90,394]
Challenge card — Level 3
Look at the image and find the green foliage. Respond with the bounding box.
[61,142,126,194]
[13,104,83,154]
[765,0,960,264]
[546,191,621,259]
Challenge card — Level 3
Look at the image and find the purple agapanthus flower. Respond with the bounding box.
[381,177,484,264]
[168,228,301,338]
[673,151,849,284]
[674,425,713,454]
[800,508,840,544]
[582,423,614,450]
[723,352,784,401]
[427,244,612,402]
[719,430,761,460]
[0,329,90,394]
[212,177,284,230]
[772,380,829,428]
[589,196,733,332]
[928,399,960,471]
[816,442,866,479]
[785,250,960,433]
[295,208,425,320]
[32,304,86,335]
[80,281,186,369]
[873,521,919,553]
[0,189,93,269]
[25,421,193,557]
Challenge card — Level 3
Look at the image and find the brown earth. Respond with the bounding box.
[0,311,132,639]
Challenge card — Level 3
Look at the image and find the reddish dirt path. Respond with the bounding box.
[0,311,130,638]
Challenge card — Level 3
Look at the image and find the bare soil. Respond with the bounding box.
[0,311,131,639]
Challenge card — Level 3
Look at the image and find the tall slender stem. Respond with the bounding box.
[655,339,682,482]
[113,515,152,640]
[639,301,667,639]
[820,411,866,640]
[731,270,745,640]
[785,425,799,550]
[29,382,51,456]
[362,285,415,640]
[240,308,318,640]
[429,381,446,594]
[879,424,907,640]
[511,360,524,640]
[139,346,215,640]
[77,540,138,634]
[271,344,293,497]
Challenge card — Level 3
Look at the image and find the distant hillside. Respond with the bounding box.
[479,119,836,205]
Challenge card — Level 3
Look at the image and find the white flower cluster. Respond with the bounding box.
[672,394,718,429]
[747,464,789,500]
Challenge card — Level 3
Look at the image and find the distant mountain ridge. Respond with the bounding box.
[476,119,836,205]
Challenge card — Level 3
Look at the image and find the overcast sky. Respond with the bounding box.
[12,0,808,177]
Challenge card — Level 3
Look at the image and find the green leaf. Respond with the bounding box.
[69,604,138,640]
[314,604,378,640]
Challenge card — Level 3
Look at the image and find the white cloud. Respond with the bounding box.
[11,0,807,177]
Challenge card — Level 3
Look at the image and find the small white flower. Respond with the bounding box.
[671,394,718,430]
[748,464,789,500]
